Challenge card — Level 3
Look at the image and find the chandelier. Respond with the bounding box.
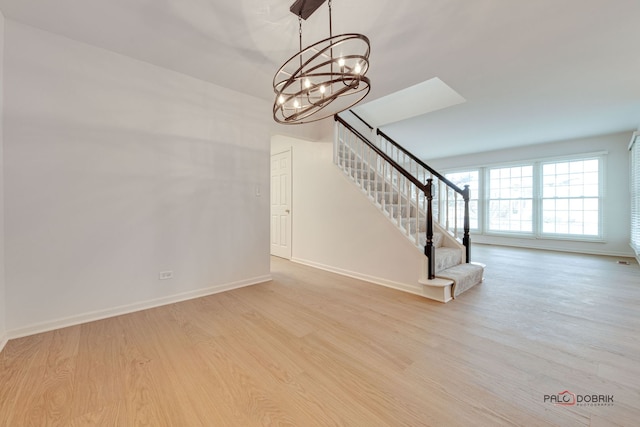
[273,0,371,124]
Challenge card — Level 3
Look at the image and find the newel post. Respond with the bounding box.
[424,179,435,279]
[463,184,471,263]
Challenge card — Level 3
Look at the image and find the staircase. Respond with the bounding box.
[333,112,484,302]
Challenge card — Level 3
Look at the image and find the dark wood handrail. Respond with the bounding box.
[336,112,472,275]
[346,110,466,196]
[335,115,427,192]
[348,110,374,131]
[376,128,467,196]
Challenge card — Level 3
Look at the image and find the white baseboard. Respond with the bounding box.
[473,240,635,258]
[291,257,424,296]
[7,275,272,340]
[0,333,7,354]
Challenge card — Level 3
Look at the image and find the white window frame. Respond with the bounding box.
[485,164,535,236]
[444,169,481,232]
[630,133,640,257]
[539,156,603,240]
[443,152,606,242]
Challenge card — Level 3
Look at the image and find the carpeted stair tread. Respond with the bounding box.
[436,263,484,297]
[419,232,444,248]
[434,247,462,272]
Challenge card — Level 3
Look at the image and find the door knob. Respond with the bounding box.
[285,209,290,213]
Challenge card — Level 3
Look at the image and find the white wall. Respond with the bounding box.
[430,131,634,257]
[268,116,331,145]
[0,9,6,351]
[634,127,640,264]
[272,135,426,294]
[3,21,271,336]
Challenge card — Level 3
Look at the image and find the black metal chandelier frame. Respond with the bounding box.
[273,0,371,124]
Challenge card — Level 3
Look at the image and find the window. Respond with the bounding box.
[541,159,600,236]
[445,170,479,230]
[631,135,640,255]
[444,154,604,241]
[488,165,533,233]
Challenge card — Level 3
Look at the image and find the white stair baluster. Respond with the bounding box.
[367,145,373,198]
[404,178,410,236]
[381,160,386,211]
[454,192,459,239]
[372,147,377,199]
[414,180,420,244]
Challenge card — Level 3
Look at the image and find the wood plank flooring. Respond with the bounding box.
[1,245,639,426]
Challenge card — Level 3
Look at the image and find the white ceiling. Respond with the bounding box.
[1,0,639,160]
[353,77,467,128]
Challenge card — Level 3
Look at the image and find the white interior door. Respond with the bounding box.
[271,149,292,259]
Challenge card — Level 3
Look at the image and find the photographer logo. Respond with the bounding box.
[544,391,614,407]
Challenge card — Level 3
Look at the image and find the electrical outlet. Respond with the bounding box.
[159,271,174,280]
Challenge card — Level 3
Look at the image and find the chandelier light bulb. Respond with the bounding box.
[338,58,345,67]
[305,78,312,89]
[293,99,300,109]
[278,95,285,105]
[319,85,326,94]
[354,63,362,74]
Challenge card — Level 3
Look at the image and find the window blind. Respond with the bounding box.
[631,133,640,256]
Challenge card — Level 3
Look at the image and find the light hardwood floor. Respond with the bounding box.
[1,245,639,426]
